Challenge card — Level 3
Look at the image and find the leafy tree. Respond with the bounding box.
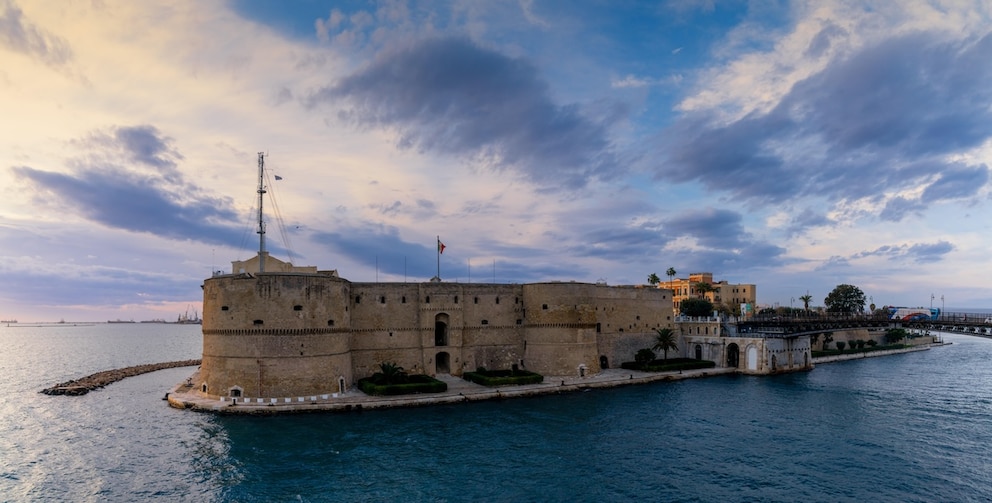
[836,341,846,351]
[666,267,677,285]
[635,348,656,366]
[824,284,866,313]
[714,301,738,317]
[799,294,813,311]
[652,328,678,362]
[866,340,878,347]
[884,328,908,344]
[821,331,834,351]
[856,340,866,349]
[680,297,714,317]
[647,273,660,285]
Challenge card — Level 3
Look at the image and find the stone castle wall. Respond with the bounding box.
[199,273,674,398]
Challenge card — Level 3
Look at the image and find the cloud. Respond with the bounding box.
[784,208,832,236]
[568,207,786,272]
[658,31,992,216]
[880,162,988,221]
[311,222,578,281]
[15,165,243,245]
[307,36,622,189]
[0,0,72,66]
[114,125,184,170]
[13,125,242,246]
[851,240,954,263]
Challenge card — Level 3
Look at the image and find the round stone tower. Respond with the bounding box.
[199,272,353,399]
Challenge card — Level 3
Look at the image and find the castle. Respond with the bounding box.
[198,252,684,399]
[193,154,812,401]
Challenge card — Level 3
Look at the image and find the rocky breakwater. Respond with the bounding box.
[41,359,201,396]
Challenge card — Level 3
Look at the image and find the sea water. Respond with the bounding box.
[1,323,990,502]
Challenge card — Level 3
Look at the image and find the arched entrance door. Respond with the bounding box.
[436,351,450,374]
[435,313,449,346]
[695,344,702,360]
[747,346,758,371]
[726,343,740,368]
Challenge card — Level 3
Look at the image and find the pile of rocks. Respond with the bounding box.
[41,359,201,396]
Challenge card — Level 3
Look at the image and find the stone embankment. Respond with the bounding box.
[811,344,933,364]
[41,359,201,396]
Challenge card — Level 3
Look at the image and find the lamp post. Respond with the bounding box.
[930,293,934,310]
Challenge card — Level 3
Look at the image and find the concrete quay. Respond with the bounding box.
[811,343,935,365]
[166,343,944,414]
[166,367,737,414]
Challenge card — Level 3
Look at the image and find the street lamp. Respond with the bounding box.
[930,293,934,310]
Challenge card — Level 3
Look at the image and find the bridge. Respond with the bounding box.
[727,311,992,338]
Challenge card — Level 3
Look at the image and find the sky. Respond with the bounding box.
[2,0,991,322]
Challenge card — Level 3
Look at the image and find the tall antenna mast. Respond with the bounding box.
[257,152,266,272]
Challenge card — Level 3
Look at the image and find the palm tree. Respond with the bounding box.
[694,281,714,299]
[652,328,678,362]
[799,294,813,312]
[647,273,660,285]
[666,267,677,285]
[378,362,407,385]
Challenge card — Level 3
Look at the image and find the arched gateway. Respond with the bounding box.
[726,343,740,368]
[436,351,450,374]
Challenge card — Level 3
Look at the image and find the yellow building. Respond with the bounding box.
[658,272,756,315]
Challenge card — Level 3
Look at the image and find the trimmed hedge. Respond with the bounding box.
[357,374,447,396]
[621,358,716,372]
[463,368,544,386]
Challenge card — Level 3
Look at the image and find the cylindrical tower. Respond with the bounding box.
[199,272,353,398]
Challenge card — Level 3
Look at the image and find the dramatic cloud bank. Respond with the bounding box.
[1,0,991,321]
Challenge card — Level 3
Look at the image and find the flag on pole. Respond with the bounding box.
[438,239,446,254]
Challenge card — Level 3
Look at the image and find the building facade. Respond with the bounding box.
[659,272,756,315]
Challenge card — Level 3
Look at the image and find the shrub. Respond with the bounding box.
[836,341,846,351]
[358,374,447,396]
[856,340,866,349]
[866,340,878,347]
[463,368,544,386]
[635,349,656,365]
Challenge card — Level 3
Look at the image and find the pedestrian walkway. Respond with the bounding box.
[166,366,736,414]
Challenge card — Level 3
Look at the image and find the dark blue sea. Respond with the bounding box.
[2,323,991,502]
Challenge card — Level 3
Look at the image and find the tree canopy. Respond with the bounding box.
[680,297,714,317]
[647,273,660,285]
[824,284,866,313]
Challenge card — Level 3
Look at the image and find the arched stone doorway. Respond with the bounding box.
[726,343,740,368]
[435,313,449,346]
[436,351,450,374]
[695,344,702,360]
[747,346,758,371]
[599,355,609,369]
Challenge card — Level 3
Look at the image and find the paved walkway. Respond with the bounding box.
[167,343,944,414]
[166,367,736,414]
